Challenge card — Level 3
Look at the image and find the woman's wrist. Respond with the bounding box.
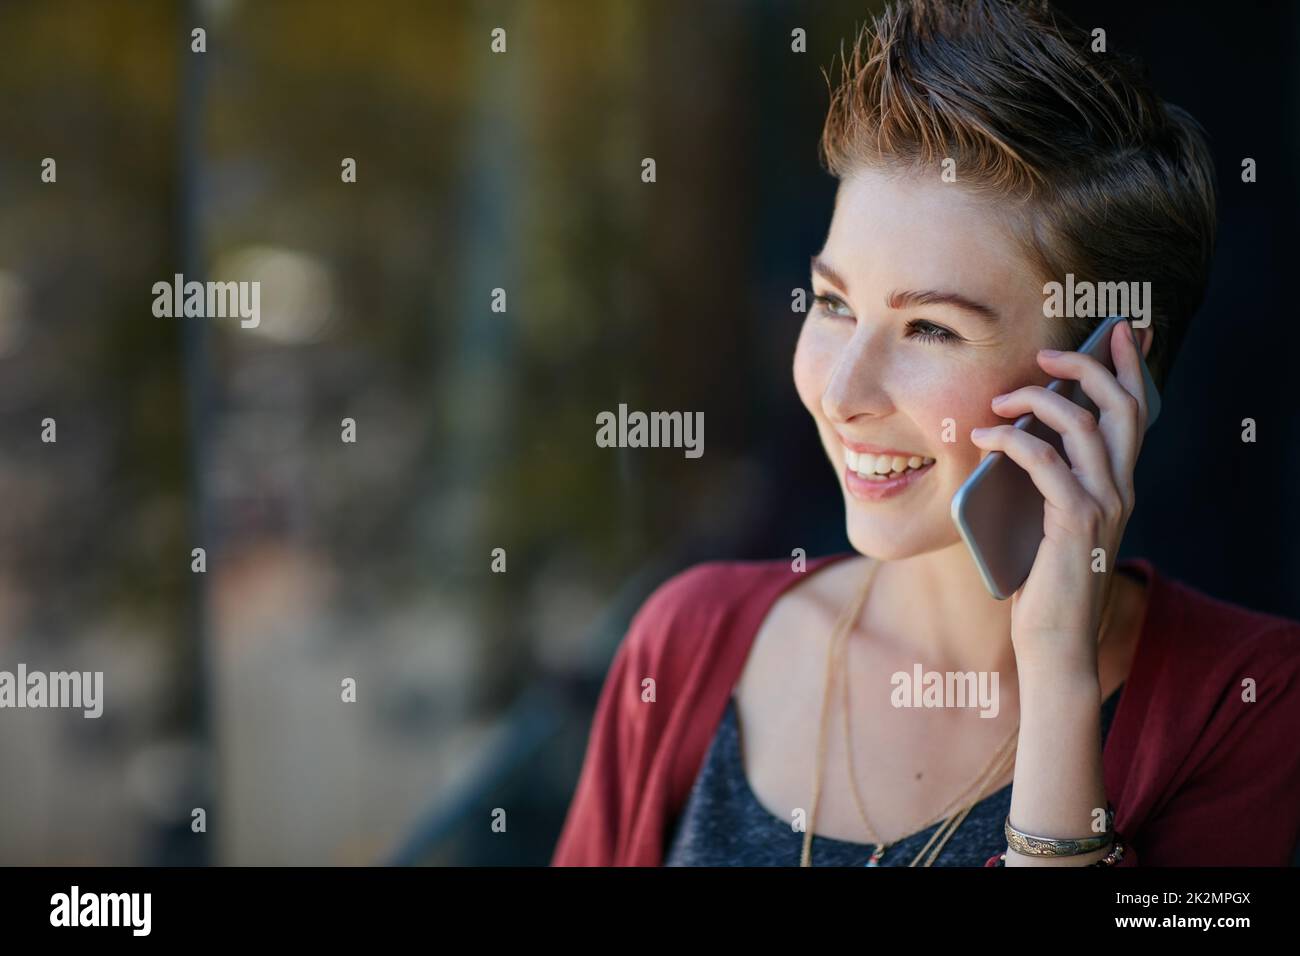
[1005,660,1107,866]
[1013,648,1102,698]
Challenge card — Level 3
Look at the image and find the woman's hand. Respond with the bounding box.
[968,321,1151,673]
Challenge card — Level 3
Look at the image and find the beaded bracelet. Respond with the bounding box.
[984,835,1126,867]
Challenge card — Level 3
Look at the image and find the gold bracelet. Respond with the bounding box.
[986,835,1126,867]
[1004,805,1115,858]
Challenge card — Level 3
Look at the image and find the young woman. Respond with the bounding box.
[551,0,1300,866]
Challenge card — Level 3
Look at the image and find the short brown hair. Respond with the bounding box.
[818,0,1217,390]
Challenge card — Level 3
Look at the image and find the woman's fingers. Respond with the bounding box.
[1108,320,1150,437]
[988,384,1116,512]
[969,424,1101,535]
[1033,339,1143,505]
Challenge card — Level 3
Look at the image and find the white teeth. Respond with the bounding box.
[844,446,936,479]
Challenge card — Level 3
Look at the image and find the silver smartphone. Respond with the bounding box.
[950,314,1162,600]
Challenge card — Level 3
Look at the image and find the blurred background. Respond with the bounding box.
[0,0,1295,865]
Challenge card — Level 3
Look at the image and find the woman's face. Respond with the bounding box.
[794,166,1057,560]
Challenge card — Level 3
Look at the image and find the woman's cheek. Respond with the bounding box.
[792,323,834,412]
[917,381,995,462]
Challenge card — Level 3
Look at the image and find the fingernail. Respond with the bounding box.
[1039,348,1062,357]
[970,427,989,437]
[991,392,1008,403]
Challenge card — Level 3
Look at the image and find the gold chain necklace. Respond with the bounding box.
[800,557,1115,867]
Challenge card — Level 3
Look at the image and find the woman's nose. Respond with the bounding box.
[821,325,896,425]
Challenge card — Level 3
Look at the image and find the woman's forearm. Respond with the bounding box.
[1003,655,1111,866]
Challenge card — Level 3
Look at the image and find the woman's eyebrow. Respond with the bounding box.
[810,255,849,292]
[887,288,1000,322]
[812,255,1000,322]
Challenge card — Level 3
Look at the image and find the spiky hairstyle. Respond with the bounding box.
[819,0,1217,389]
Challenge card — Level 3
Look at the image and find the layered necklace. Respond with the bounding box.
[799,557,1113,867]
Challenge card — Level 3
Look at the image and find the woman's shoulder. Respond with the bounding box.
[1124,556,1300,736]
[1132,557,1300,658]
[1114,559,1300,863]
[621,552,854,662]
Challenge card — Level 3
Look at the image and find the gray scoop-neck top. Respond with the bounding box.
[665,683,1123,866]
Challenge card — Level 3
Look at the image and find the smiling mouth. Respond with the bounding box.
[844,448,935,481]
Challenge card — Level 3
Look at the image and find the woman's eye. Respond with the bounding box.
[906,319,959,344]
[810,295,960,344]
[811,293,853,317]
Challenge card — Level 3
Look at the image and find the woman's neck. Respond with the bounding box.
[852,544,1021,679]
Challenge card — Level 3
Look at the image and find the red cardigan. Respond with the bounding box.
[550,552,1300,866]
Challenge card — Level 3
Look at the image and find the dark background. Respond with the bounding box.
[0,0,1293,865]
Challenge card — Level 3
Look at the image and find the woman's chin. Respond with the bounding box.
[845,521,946,562]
